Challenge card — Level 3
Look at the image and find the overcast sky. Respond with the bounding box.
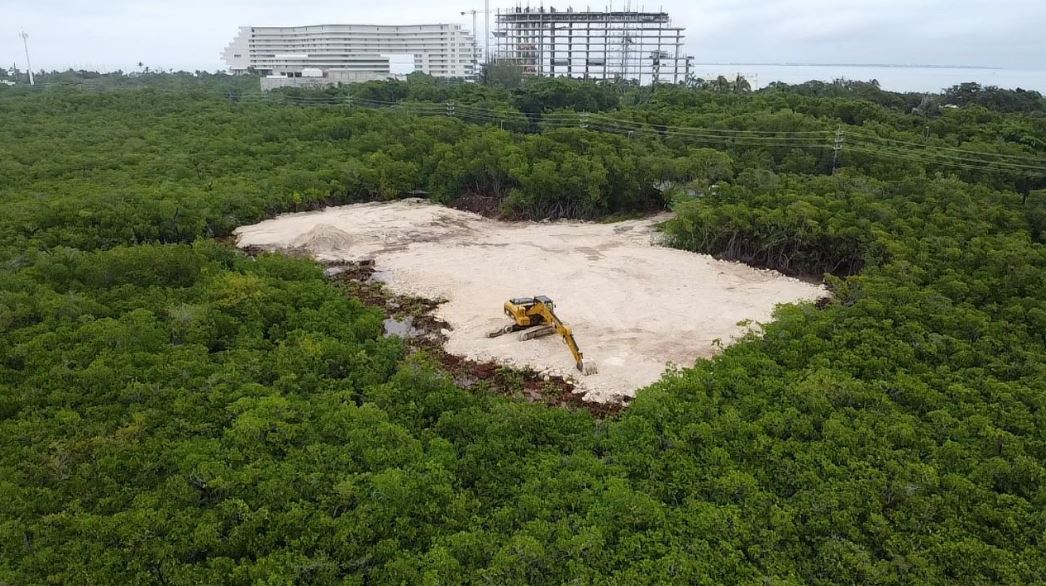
[3,0,1044,73]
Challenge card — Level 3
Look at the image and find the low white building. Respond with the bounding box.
[222,23,478,84]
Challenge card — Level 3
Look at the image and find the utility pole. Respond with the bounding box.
[831,126,845,174]
[19,31,35,86]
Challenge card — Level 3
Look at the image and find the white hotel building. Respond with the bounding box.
[222,24,478,85]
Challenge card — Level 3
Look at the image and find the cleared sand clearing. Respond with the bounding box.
[235,199,823,401]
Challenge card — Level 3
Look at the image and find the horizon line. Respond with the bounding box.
[691,62,1002,70]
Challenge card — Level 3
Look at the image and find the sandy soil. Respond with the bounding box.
[235,199,823,401]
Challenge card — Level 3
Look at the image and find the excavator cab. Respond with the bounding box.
[506,296,554,311]
[488,295,597,375]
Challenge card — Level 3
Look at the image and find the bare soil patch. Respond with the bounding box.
[323,260,625,417]
[235,199,824,402]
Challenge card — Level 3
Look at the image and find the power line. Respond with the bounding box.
[232,94,1046,174]
[847,138,1046,172]
[227,94,839,138]
[847,146,1045,176]
[847,130,1045,164]
[578,120,829,145]
[13,85,1044,176]
[579,112,836,135]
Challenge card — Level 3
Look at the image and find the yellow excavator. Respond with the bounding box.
[487,295,597,375]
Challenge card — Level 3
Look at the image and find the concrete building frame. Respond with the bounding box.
[493,6,691,84]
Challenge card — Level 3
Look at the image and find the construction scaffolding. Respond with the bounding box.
[493,5,691,84]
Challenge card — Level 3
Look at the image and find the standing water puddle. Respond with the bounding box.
[383,316,421,338]
[324,266,350,278]
[371,269,394,284]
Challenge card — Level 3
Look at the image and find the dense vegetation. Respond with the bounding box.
[1,73,1045,583]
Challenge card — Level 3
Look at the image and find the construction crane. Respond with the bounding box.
[460,0,490,65]
[487,296,597,375]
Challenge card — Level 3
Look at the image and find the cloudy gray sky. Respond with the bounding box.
[3,0,1044,73]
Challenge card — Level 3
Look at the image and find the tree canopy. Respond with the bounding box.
[1,72,1044,584]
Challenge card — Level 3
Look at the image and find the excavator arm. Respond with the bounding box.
[530,302,594,375]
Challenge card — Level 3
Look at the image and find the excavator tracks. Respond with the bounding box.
[518,325,556,341]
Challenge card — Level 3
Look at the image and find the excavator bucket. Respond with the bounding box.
[580,361,598,376]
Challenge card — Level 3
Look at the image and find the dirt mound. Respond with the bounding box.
[290,223,354,256]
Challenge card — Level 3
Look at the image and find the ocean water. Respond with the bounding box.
[691,64,1046,94]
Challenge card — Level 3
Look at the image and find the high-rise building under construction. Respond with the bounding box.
[493,6,692,84]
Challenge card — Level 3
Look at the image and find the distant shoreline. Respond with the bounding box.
[691,63,1002,70]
